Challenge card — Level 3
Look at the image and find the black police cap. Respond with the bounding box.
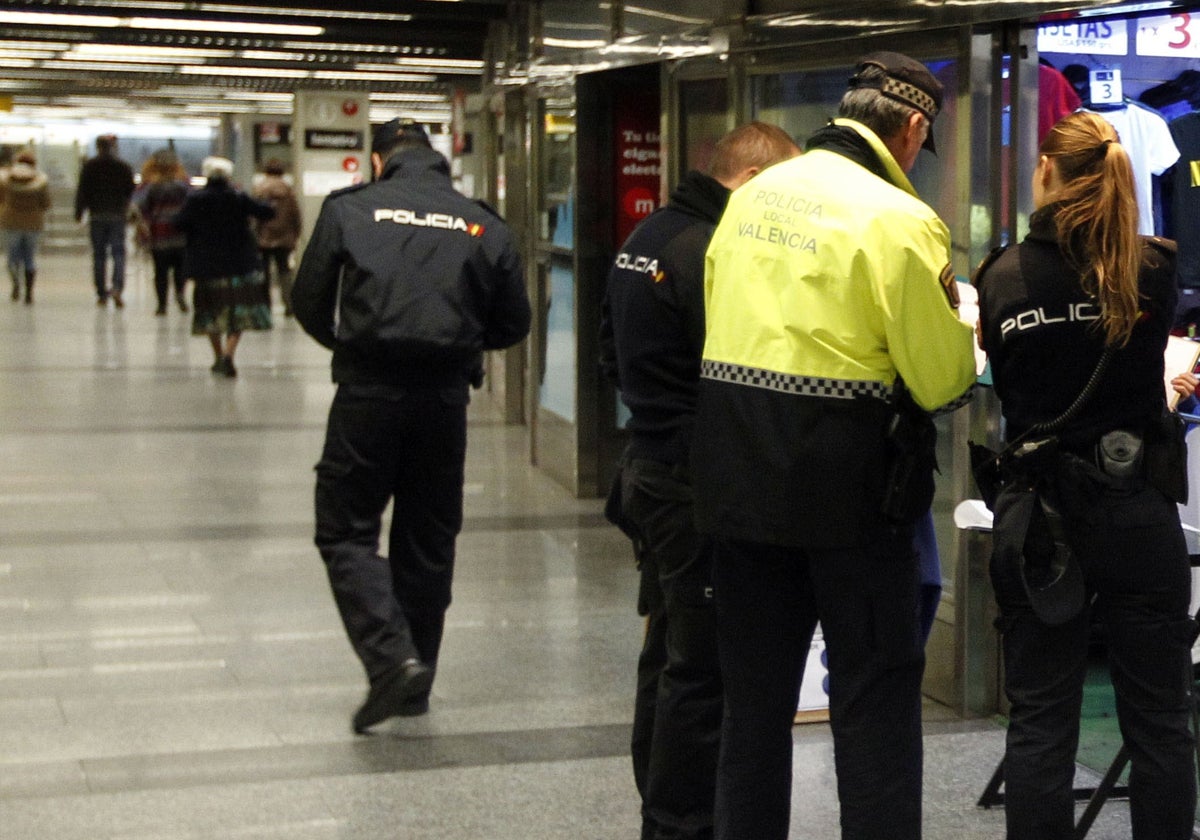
[371,118,431,155]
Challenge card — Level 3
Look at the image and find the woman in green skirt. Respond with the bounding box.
[174,156,275,377]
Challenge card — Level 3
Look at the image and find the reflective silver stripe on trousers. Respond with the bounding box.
[700,360,890,401]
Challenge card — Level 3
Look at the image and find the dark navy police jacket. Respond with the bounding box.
[292,146,531,389]
[598,171,730,465]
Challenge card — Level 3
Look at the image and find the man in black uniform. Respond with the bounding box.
[292,119,531,734]
[599,122,799,840]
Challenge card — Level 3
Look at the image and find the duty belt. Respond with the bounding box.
[700,360,890,400]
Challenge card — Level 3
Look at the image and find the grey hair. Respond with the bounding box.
[201,156,234,181]
[838,66,921,142]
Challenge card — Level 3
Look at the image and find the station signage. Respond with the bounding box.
[304,129,364,151]
[1038,19,1128,55]
[1137,13,1200,58]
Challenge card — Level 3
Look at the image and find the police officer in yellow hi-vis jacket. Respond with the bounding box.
[692,53,976,840]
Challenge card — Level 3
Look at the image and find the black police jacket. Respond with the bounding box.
[976,203,1177,453]
[598,170,730,464]
[292,146,531,388]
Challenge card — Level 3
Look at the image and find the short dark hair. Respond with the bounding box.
[263,158,286,176]
[96,134,117,154]
[371,118,431,160]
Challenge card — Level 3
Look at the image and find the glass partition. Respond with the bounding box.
[537,98,577,423]
[679,77,729,174]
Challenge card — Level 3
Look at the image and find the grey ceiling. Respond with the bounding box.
[0,0,510,122]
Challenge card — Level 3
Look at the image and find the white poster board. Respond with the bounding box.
[797,625,830,714]
[1165,335,1200,409]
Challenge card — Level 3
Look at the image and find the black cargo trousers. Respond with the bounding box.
[991,477,1196,840]
[314,381,468,687]
[620,456,723,840]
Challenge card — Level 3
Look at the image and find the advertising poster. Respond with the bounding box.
[613,92,661,246]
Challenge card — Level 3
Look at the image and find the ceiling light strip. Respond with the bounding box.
[180,65,312,78]
[73,44,238,58]
[41,0,412,21]
[0,11,323,37]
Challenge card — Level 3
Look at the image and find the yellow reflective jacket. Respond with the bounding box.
[693,119,975,548]
[702,119,974,411]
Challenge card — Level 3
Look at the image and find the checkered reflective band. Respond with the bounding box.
[701,361,890,400]
[935,386,975,416]
[883,78,938,118]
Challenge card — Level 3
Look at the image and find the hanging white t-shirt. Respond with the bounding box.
[1088,103,1180,235]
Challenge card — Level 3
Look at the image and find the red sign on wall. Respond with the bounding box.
[614,92,661,245]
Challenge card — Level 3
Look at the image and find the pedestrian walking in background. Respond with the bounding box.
[74,133,135,308]
[174,156,274,378]
[0,149,51,305]
[135,149,191,316]
[251,158,302,317]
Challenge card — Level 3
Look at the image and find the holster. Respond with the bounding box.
[1144,409,1189,504]
[881,391,938,524]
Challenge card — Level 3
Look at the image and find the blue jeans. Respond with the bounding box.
[89,218,126,298]
[5,230,38,276]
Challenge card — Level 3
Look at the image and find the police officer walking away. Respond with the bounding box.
[692,54,976,840]
[292,119,531,734]
[599,122,799,840]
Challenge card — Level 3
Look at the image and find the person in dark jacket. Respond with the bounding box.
[251,159,302,317]
[173,156,274,378]
[292,119,531,734]
[74,134,135,307]
[976,110,1196,840]
[598,121,799,840]
[135,149,191,316]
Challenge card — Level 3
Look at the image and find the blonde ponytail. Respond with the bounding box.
[1041,112,1142,347]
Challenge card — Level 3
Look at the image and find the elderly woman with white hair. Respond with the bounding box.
[173,156,275,377]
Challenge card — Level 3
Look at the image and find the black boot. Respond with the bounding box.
[9,269,18,302]
[23,269,34,305]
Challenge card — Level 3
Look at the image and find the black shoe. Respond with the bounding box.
[155,306,167,316]
[352,659,434,734]
[178,298,189,313]
[97,296,108,306]
[395,695,430,717]
[10,284,18,302]
[210,356,236,377]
